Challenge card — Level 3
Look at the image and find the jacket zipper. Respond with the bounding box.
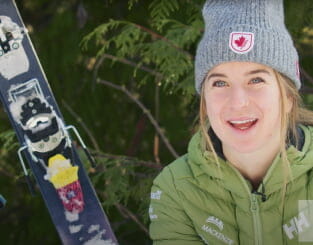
[227,164,264,245]
[250,193,263,245]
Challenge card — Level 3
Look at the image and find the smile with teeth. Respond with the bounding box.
[228,118,258,130]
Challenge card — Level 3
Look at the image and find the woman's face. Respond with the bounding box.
[204,62,292,154]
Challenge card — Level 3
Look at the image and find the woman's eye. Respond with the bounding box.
[212,80,228,87]
[249,77,264,84]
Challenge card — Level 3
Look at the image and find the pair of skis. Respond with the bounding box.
[0,0,118,244]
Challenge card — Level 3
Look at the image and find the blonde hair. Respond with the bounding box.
[199,70,313,202]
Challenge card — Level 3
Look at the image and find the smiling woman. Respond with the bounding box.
[200,62,313,190]
[203,63,288,183]
[149,0,313,244]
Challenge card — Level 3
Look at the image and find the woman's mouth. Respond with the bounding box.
[227,118,258,130]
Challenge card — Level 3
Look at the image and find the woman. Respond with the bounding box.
[149,0,313,244]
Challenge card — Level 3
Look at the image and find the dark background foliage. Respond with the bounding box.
[0,0,312,244]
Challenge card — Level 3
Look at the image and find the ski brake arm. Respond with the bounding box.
[65,125,97,168]
[17,146,35,196]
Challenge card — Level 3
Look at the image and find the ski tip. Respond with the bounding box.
[0,194,6,208]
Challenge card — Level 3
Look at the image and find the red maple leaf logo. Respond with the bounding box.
[234,36,247,48]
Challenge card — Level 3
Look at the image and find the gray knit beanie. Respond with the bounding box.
[195,0,300,93]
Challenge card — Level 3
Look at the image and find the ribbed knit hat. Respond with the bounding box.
[195,0,300,93]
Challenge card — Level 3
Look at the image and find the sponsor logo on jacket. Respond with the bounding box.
[201,225,234,245]
[283,211,310,240]
[201,216,234,245]
[151,190,162,200]
[149,205,158,220]
[206,216,224,231]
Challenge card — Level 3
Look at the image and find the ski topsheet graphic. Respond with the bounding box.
[0,15,29,79]
[0,1,118,244]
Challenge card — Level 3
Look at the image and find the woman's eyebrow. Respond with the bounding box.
[206,73,227,80]
[245,69,271,76]
[206,69,270,80]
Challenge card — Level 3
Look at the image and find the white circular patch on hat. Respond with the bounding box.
[229,32,254,54]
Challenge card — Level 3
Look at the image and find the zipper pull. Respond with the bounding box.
[252,183,267,202]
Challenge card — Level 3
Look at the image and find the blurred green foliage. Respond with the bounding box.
[0,0,312,244]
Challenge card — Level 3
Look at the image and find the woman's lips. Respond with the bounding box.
[227,118,258,130]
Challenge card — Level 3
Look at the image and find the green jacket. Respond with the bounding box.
[149,125,313,245]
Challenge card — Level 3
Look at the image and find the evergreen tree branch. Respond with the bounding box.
[133,23,194,60]
[126,115,147,156]
[97,78,179,159]
[94,53,163,79]
[154,81,161,163]
[114,202,149,235]
[92,54,106,90]
[300,67,313,86]
[0,167,15,178]
[300,85,313,94]
[93,152,162,170]
[61,100,101,152]
[100,192,149,235]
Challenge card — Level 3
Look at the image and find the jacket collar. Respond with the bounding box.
[188,124,313,197]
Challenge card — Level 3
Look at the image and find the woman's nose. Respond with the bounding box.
[228,87,250,109]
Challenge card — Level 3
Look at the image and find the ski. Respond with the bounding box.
[0,1,118,244]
